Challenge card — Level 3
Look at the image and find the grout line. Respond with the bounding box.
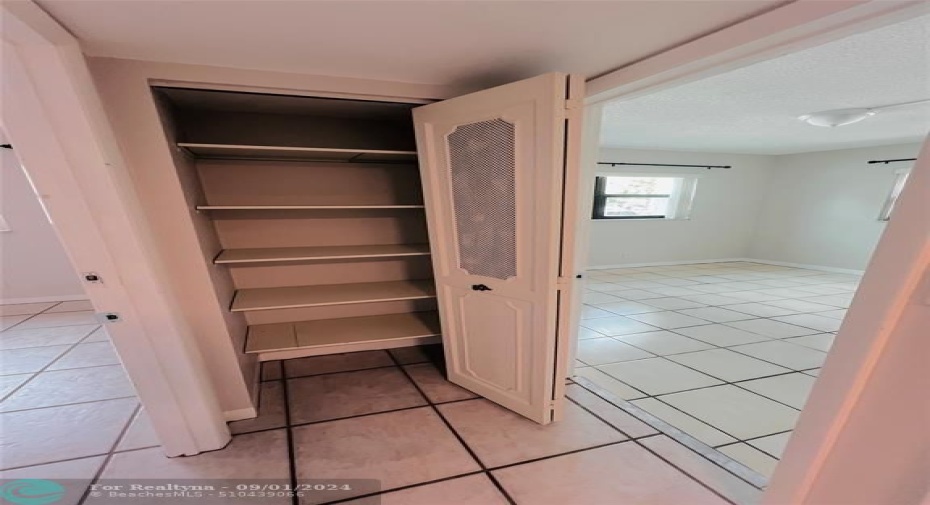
[572,375,769,489]
[632,437,740,505]
[279,363,400,381]
[386,353,518,505]
[0,395,139,415]
[77,402,143,505]
[280,372,300,505]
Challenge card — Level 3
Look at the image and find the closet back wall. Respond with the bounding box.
[587,148,774,267]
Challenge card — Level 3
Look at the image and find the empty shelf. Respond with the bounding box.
[215,244,430,264]
[231,279,436,312]
[179,143,418,163]
[196,205,424,210]
[245,311,441,354]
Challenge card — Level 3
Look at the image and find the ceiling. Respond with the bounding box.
[36,0,784,89]
[600,15,930,155]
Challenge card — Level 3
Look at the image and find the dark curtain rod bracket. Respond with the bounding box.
[598,162,731,170]
[867,158,917,165]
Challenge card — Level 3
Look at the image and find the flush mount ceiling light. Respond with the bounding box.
[799,98,930,127]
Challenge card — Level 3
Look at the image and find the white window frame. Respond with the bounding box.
[591,173,698,220]
[878,169,910,221]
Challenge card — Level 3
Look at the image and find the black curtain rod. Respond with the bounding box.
[598,161,730,169]
[867,158,916,165]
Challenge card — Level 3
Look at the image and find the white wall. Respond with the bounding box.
[0,144,84,303]
[588,148,774,266]
[750,143,921,271]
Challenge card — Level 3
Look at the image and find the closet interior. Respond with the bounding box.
[153,88,441,362]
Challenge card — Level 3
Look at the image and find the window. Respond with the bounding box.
[878,170,910,221]
[592,176,696,220]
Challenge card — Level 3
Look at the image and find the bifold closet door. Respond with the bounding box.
[413,73,583,424]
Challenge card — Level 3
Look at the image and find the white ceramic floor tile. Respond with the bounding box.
[0,398,137,469]
[738,373,816,409]
[0,365,135,412]
[714,291,783,303]
[0,345,71,375]
[573,367,648,400]
[12,311,98,330]
[784,333,835,352]
[680,294,749,306]
[283,350,393,377]
[674,324,771,347]
[626,311,710,329]
[720,302,799,318]
[597,300,664,315]
[630,398,737,446]
[583,292,624,304]
[729,340,827,370]
[81,327,109,343]
[565,384,658,438]
[0,374,32,398]
[403,363,478,403]
[773,314,843,332]
[747,432,792,459]
[640,297,708,310]
[647,286,705,297]
[767,297,845,311]
[45,300,95,313]
[598,357,722,395]
[718,443,779,477]
[615,331,714,355]
[725,319,818,338]
[581,305,615,319]
[677,307,756,323]
[607,289,665,300]
[804,368,821,377]
[581,316,661,336]
[287,367,426,424]
[0,325,99,350]
[439,399,625,467]
[640,436,762,505]
[576,338,654,365]
[292,407,480,500]
[46,342,121,370]
[492,442,729,505]
[659,385,800,439]
[813,308,848,320]
[667,349,791,382]
[342,474,509,505]
[0,303,56,316]
[578,327,607,340]
[117,408,161,451]
[0,315,29,331]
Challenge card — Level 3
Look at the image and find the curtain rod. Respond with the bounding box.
[598,162,730,170]
[867,158,916,165]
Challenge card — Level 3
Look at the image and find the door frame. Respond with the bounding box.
[573,1,930,504]
[1,1,230,456]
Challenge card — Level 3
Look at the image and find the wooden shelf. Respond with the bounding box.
[179,143,418,163]
[215,244,430,264]
[196,205,424,210]
[245,311,441,358]
[231,279,435,312]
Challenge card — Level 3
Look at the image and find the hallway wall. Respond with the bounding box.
[0,143,84,303]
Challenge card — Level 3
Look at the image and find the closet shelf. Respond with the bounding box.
[245,311,441,358]
[178,143,418,163]
[196,204,424,210]
[231,279,436,312]
[215,244,431,264]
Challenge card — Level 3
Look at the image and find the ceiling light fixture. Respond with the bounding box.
[799,98,930,127]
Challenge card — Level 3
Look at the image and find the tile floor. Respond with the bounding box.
[1,300,764,504]
[576,261,857,478]
[1,264,854,504]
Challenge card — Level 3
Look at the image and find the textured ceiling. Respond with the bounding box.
[36,0,783,89]
[600,16,930,154]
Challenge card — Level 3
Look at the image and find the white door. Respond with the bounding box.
[413,73,583,424]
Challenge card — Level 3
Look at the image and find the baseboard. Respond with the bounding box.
[587,258,746,270]
[0,294,89,305]
[736,258,865,275]
[223,407,257,422]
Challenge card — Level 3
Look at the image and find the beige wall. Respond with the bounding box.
[0,140,84,303]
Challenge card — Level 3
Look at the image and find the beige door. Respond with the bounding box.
[413,73,583,424]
